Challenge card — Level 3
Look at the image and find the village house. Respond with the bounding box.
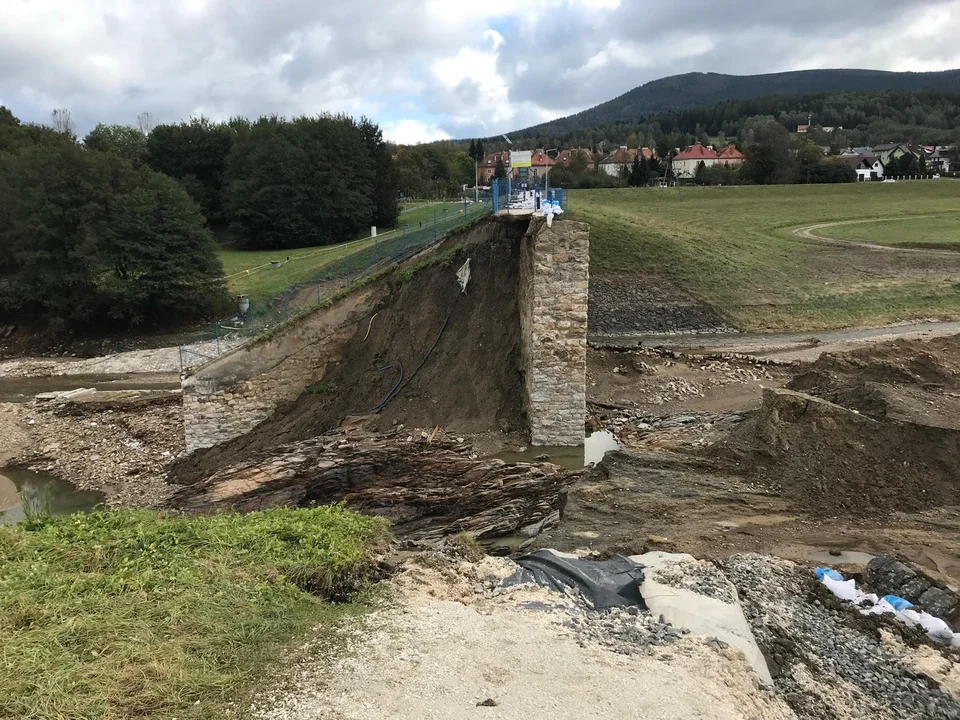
[872,143,915,165]
[717,144,744,167]
[837,154,885,181]
[599,146,657,176]
[672,143,719,178]
[529,148,556,180]
[930,146,955,173]
[478,149,557,183]
[478,151,510,183]
[555,148,598,171]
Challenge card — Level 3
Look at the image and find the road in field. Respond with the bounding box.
[791,215,960,256]
[594,320,960,362]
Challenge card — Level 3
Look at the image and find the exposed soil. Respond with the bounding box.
[588,345,792,415]
[172,220,530,484]
[713,337,960,515]
[588,272,733,335]
[541,334,960,592]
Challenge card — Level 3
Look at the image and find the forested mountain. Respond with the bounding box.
[488,90,960,158]
[513,69,960,137]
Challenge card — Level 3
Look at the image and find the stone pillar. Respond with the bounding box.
[520,218,590,446]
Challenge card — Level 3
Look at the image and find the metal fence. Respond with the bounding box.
[176,194,501,370]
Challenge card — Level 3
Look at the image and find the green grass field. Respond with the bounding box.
[573,181,960,331]
[219,202,466,302]
[823,212,960,248]
[0,507,387,719]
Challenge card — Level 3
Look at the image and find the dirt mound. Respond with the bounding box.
[787,335,960,429]
[713,335,960,515]
[173,219,529,484]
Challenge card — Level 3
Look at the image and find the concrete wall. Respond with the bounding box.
[519,218,590,446]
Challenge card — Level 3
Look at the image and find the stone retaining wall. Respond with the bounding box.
[182,289,379,453]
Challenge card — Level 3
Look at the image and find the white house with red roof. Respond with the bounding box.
[672,143,720,178]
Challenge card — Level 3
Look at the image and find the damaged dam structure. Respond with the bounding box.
[180,215,590,455]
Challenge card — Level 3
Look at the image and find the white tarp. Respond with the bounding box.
[632,551,774,686]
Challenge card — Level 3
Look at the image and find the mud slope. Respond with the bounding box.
[173,220,529,484]
[712,335,960,515]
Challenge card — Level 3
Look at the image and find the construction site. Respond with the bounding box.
[3,212,960,719]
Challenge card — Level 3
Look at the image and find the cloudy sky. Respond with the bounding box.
[3,0,960,144]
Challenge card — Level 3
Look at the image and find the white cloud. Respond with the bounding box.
[382,119,451,144]
[1,0,958,142]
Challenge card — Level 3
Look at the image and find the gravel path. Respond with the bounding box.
[251,554,794,720]
[791,216,960,257]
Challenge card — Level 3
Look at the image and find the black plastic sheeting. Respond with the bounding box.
[502,550,646,610]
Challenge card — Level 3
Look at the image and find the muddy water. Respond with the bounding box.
[0,468,105,524]
[494,431,621,470]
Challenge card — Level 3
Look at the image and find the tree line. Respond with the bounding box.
[0,107,400,332]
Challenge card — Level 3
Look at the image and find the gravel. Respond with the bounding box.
[651,557,739,604]
[4,397,183,506]
[564,606,688,655]
[588,273,733,336]
[725,553,960,720]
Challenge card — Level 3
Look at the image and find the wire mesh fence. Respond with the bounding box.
[176,195,498,370]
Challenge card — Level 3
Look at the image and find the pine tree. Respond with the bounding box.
[494,155,506,181]
[695,160,706,185]
[469,139,477,162]
[629,154,643,186]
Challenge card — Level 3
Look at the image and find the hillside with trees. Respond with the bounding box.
[485,90,960,158]
[513,69,960,138]
[0,107,400,332]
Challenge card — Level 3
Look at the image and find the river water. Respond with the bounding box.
[0,468,105,524]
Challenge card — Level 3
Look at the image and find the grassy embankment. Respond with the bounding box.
[824,212,960,249]
[574,181,960,331]
[219,202,466,303]
[0,507,388,719]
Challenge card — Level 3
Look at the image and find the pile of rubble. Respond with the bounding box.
[10,395,183,507]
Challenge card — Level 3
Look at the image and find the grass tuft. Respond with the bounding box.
[0,506,389,719]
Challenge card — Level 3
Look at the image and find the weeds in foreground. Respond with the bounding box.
[18,483,54,527]
[0,506,389,720]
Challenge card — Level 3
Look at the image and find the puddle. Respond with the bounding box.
[493,431,621,470]
[807,550,877,566]
[0,468,106,524]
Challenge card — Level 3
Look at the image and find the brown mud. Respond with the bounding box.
[541,336,960,589]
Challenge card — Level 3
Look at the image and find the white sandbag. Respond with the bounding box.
[456,258,471,293]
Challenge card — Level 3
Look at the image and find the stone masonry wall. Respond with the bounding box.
[520,218,590,446]
[182,288,378,453]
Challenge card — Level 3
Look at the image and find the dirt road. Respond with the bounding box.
[594,321,960,363]
[791,215,960,256]
[252,556,793,720]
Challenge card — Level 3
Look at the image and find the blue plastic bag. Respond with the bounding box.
[882,595,914,611]
[815,567,843,582]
